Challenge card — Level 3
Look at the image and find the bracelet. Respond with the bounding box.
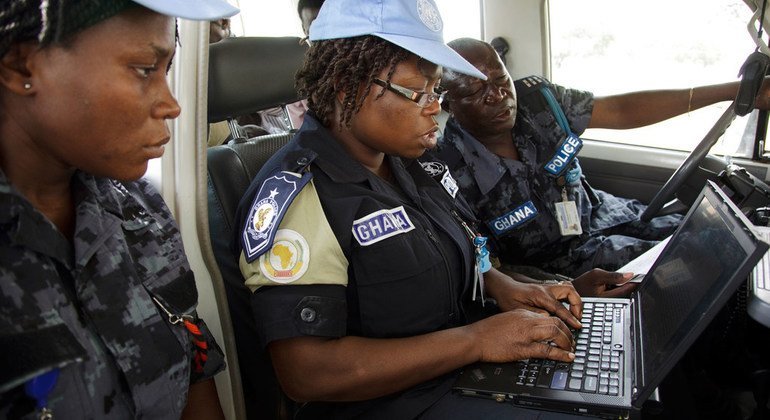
[687,87,694,113]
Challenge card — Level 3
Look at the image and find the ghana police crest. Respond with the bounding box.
[420,161,458,198]
[242,171,312,263]
[352,206,416,246]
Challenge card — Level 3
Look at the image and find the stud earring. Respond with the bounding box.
[23,82,32,90]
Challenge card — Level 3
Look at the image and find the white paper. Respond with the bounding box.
[616,235,672,278]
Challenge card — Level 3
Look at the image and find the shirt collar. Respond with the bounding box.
[292,113,422,203]
[443,118,508,195]
[294,113,383,184]
[0,168,138,265]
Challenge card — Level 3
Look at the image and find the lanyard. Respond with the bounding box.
[25,369,59,419]
[539,86,575,137]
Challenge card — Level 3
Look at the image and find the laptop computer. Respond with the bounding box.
[748,226,770,328]
[453,180,769,419]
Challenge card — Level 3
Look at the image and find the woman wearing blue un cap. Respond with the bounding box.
[0,0,237,419]
[234,0,591,418]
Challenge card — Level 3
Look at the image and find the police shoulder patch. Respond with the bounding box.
[242,171,312,263]
[258,229,310,283]
[544,134,583,177]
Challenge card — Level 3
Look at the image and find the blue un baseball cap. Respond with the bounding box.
[309,0,487,80]
[134,0,239,20]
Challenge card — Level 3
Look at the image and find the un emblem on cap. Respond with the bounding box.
[416,0,442,32]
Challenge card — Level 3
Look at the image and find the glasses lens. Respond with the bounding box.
[418,92,444,107]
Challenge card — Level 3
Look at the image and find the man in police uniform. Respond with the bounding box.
[431,38,770,278]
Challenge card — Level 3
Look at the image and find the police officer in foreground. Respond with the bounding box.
[432,38,770,279]
[0,0,237,418]
[231,0,619,418]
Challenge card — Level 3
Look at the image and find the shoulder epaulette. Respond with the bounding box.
[241,170,313,263]
[514,75,550,97]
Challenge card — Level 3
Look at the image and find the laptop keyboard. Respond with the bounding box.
[513,302,625,396]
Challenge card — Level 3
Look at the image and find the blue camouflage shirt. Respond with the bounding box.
[0,170,224,419]
[431,77,680,276]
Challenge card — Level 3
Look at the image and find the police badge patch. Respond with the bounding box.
[242,172,312,263]
[420,161,446,177]
[420,161,458,198]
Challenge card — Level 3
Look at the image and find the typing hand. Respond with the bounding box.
[470,309,576,363]
[494,282,582,330]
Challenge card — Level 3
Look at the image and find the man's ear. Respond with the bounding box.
[0,42,38,95]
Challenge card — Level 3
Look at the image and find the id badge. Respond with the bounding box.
[472,265,486,305]
[554,188,582,236]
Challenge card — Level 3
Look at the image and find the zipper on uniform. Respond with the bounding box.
[425,228,456,320]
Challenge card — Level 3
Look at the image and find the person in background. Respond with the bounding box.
[209,17,231,43]
[432,37,770,279]
[207,16,243,147]
[233,0,627,418]
[0,0,237,418]
[253,0,325,135]
[298,0,325,38]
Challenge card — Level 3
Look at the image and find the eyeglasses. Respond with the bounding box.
[372,78,445,108]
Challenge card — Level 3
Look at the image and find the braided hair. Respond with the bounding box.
[0,0,135,59]
[296,35,410,127]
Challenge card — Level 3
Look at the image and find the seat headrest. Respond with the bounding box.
[208,37,308,123]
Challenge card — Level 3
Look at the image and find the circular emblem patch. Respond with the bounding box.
[420,161,446,177]
[259,229,310,284]
[416,0,442,32]
[251,200,276,233]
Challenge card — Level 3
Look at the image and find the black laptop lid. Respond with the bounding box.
[634,181,768,402]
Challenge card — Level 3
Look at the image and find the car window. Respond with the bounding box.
[549,0,759,158]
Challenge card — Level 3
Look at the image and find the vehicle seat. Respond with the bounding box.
[207,36,306,420]
[208,36,307,142]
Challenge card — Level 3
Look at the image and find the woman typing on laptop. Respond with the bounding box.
[231,0,623,418]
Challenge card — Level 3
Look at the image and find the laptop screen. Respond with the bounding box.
[637,182,756,386]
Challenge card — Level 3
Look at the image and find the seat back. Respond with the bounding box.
[207,135,293,420]
[208,36,307,125]
[206,36,306,420]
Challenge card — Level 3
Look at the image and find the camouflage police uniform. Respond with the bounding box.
[431,76,682,278]
[234,114,594,420]
[0,170,225,419]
